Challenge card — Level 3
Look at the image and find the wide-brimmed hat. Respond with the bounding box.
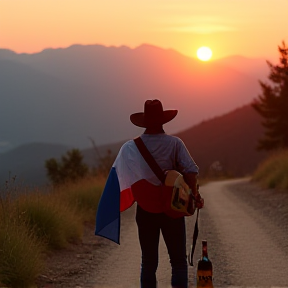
[130,99,178,128]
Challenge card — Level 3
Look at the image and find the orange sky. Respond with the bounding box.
[1,0,287,61]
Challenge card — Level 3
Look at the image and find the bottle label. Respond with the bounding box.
[197,270,213,288]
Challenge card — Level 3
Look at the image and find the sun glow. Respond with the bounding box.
[197,46,213,61]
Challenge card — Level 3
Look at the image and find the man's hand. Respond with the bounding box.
[195,193,204,209]
[178,186,189,202]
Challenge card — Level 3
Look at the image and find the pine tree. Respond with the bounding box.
[252,41,288,150]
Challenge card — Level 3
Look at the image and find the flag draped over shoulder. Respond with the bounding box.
[95,140,161,244]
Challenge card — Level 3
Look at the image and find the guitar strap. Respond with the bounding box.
[133,136,199,266]
[188,208,199,266]
[133,137,166,184]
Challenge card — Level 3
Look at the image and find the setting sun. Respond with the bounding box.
[197,47,213,61]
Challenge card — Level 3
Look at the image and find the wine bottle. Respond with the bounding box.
[197,240,214,288]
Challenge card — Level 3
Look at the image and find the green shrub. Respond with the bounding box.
[252,149,288,190]
[45,149,89,186]
[0,219,44,288]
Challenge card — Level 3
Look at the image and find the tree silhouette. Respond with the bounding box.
[88,137,116,176]
[45,149,89,186]
[252,41,288,150]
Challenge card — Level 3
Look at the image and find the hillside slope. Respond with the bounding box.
[176,104,268,177]
[0,143,71,187]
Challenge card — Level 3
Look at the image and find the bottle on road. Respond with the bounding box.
[196,240,214,288]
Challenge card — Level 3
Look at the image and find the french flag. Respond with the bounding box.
[95,140,162,244]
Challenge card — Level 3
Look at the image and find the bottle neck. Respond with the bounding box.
[202,242,208,260]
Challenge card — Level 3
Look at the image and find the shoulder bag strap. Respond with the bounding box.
[133,137,166,184]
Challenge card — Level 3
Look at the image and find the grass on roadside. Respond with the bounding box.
[0,217,44,288]
[15,191,84,249]
[0,175,104,287]
[252,149,288,190]
[52,176,105,223]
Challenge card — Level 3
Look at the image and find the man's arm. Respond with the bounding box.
[183,172,204,209]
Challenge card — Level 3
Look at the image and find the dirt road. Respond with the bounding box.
[39,178,287,288]
[196,178,288,287]
[88,178,288,288]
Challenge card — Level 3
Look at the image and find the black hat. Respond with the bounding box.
[130,99,178,128]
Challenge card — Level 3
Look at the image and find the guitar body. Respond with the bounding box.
[165,170,196,216]
[131,170,196,217]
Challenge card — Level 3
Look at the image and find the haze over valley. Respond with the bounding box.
[0,44,269,151]
[0,44,270,185]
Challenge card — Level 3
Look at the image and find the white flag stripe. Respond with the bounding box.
[113,140,162,191]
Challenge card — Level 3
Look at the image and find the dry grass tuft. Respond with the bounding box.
[252,149,288,190]
[0,218,44,288]
[0,175,105,286]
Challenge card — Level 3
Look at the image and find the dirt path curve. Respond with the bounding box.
[198,178,288,287]
[90,178,288,288]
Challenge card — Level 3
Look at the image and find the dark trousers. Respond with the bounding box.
[136,204,188,288]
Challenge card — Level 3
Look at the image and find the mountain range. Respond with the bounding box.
[0,104,268,187]
[0,43,271,186]
[0,44,270,153]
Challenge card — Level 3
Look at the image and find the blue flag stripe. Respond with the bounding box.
[95,167,120,244]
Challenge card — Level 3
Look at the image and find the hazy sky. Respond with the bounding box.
[1,0,287,60]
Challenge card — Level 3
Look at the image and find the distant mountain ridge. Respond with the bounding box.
[0,143,71,187]
[0,44,269,153]
[0,104,268,187]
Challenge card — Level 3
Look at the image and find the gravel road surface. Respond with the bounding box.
[88,178,288,288]
[196,178,288,288]
[39,178,288,288]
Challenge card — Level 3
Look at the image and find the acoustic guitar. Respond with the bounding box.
[165,170,197,216]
